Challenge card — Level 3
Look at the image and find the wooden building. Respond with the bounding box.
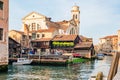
[74,42,95,58]
[51,35,81,53]
[9,37,21,58]
[31,38,52,55]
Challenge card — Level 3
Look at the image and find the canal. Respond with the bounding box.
[0,56,112,80]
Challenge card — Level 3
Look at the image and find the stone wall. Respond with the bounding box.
[0,0,8,71]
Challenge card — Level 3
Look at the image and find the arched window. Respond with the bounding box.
[70,28,75,34]
[76,14,77,19]
[73,15,75,19]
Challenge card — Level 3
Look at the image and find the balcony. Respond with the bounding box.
[33,44,50,48]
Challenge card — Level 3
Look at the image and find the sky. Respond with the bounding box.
[9,0,120,44]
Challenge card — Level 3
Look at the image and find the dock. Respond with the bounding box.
[9,54,70,65]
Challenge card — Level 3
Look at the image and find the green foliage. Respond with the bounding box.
[72,58,88,63]
[52,41,74,47]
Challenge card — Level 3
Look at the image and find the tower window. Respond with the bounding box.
[0,28,3,40]
[76,15,77,19]
[73,15,75,19]
[0,1,3,10]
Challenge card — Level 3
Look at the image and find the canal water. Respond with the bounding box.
[0,56,112,80]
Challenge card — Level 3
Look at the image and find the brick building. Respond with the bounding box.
[0,0,9,71]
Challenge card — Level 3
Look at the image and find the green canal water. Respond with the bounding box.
[0,56,112,80]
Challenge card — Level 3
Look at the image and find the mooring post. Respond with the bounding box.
[107,52,120,80]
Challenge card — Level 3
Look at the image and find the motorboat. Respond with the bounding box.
[13,58,32,65]
[97,53,105,60]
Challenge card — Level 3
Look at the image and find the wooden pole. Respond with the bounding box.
[107,52,120,80]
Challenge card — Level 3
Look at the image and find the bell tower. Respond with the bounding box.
[71,5,80,34]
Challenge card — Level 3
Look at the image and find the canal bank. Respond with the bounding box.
[0,64,8,72]
[0,56,112,80]
[89,56,113,80]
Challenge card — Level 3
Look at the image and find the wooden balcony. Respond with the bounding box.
[33,45,50,48]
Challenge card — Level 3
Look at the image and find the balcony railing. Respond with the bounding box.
[33,45,50,48]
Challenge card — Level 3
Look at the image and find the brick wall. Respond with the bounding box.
[0,0,8,67]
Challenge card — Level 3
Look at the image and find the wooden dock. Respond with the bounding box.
[9,55,69,65]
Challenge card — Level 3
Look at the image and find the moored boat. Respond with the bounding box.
[97,53,105,60]
[13,58,32,65]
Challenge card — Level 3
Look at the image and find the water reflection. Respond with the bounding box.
[0,56,112,80]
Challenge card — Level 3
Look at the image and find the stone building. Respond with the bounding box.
[0,0,9,71]
[98,35,118,53]
[9,30,31,49]
[22,5,80,40]
[9,5,80,49]
[118,30,120,52]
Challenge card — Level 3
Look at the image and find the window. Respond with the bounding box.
[76,15,77,19]
[37,24,41,30]
[32,23,36,31]
[0,1,3,10]
[41,48,46,52]
[37,34,39,38]
[42,34,45,37]
[70,28,75,34]
[32,33,36,39]
[73,15,75,19]
[0,28,3,40]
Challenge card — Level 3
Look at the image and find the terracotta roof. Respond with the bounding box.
[46,21,60,29]
[79,35,93,42]
[9,37,20,44]
[32,38,52,42]
[37,28,56,32]
[74,42,93,49]
[52,35,78,41]
[10,30,24,35]
[56,20,69,31]
[29,28,56,33]
[100,35,118,39]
